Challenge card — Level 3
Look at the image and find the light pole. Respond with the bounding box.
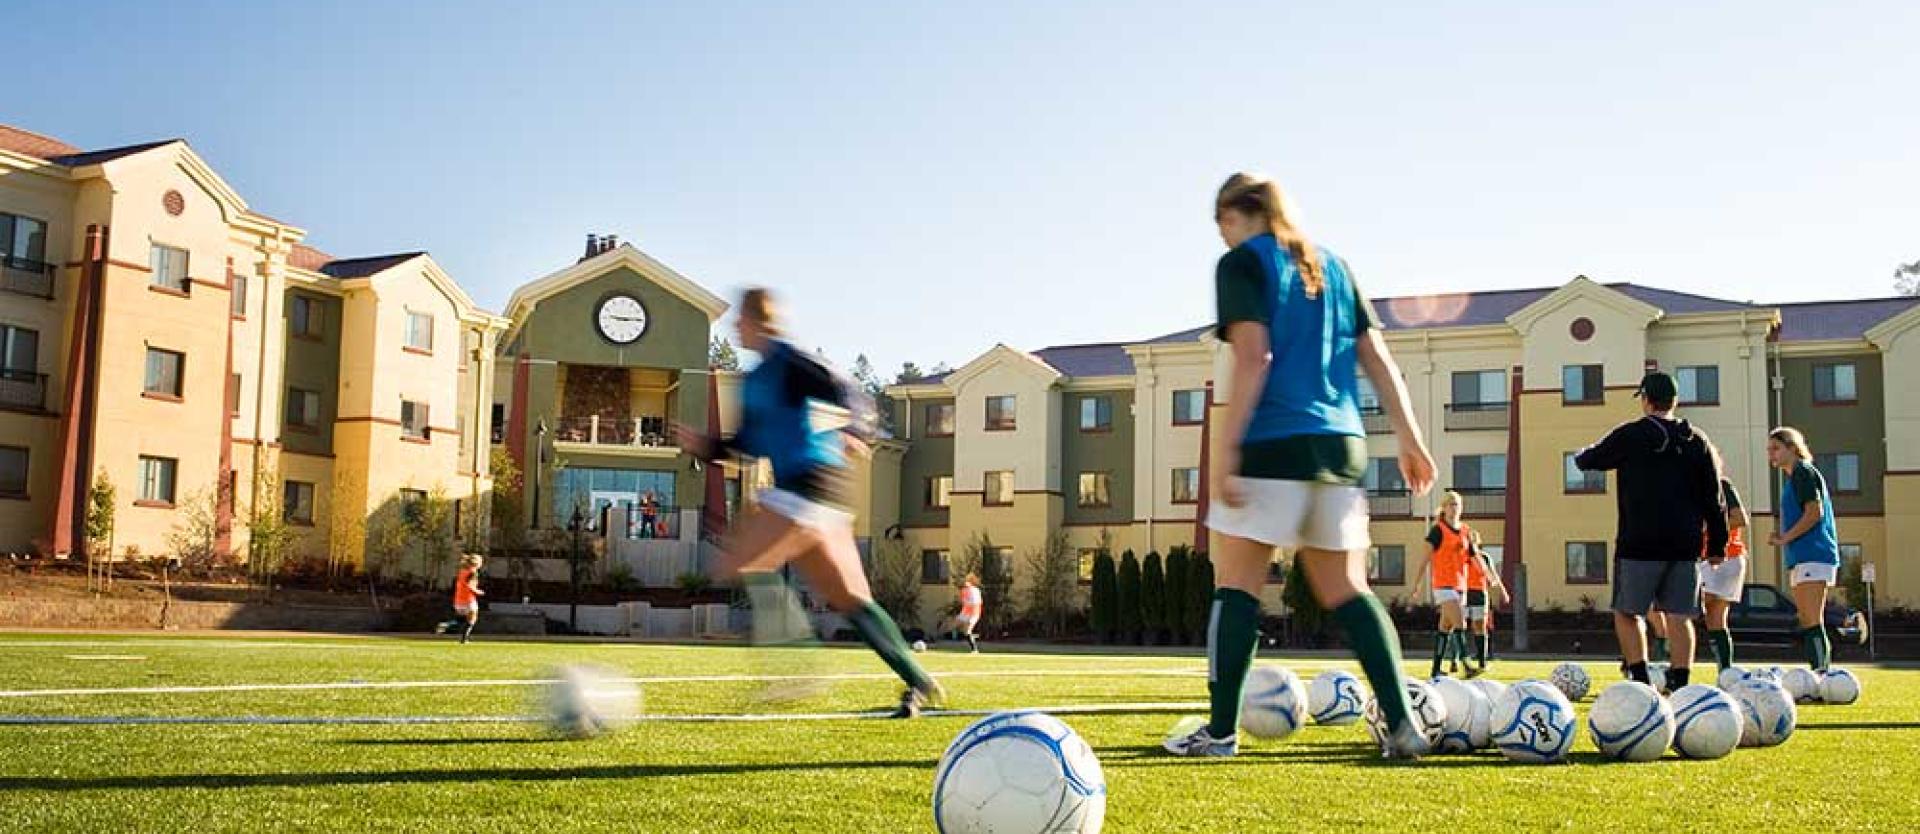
[567,505,584,633]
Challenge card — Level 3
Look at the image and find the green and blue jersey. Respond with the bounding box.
[1780,460,1839,568]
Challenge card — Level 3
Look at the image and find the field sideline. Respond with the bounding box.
[0,633,1914,833]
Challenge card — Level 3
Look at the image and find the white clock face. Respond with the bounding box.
[596,294,648,344]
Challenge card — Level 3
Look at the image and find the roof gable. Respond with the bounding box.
[944,343,1063,390]
[503,243,727,340]
[1506,276,1664,333]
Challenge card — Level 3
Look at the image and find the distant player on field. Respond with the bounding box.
[677,288,943,717]
[953,573,983,653]
[1413,491,1474,679]
[1463,529,1506,677]
[434,554,484,644]
[1164,173,1438,760]
[1765,427,1851,673]
[1699,445,1750,671]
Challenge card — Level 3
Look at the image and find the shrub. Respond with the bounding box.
[1089,551,1118,642]
[1116,550,1142,644]
[1165,547,1190,643]
[1141,552,1166,645]
[1188,549,1214,646]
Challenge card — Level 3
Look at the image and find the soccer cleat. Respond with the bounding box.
[1161,725,1238,757]
[1464,665,1485,680]
[1380,719,1431,761]
[892,687,927,719]
[433,621,450,635]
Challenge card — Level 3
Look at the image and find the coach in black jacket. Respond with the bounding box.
[1575,371,1728,692]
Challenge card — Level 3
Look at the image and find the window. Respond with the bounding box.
[1744,584,1784,610]
[1676,365,1719,405]
[1813,363,1857,404]
[1172,467,1200,504]
[2,213,49,264]
[1,325,38,373]
[1077,472,1111,508]
[490,404,506,443]
[1077,549,1100,584]
[1450,370,1506,408]
[1564,453,1606,493]
[1356,376,1382,413]
[405,311,434,353]
[986,546,1016,581]
[286,388,320,430]
[1815,453,1861,494]
[924,403,955,437]
[283,481,315,525]
[920,549,951,584]
[1367,545,1407,585]
[227,374,242,416]
[1078,396,1112,432]
[1562,364,1604,405]
[1363,458,1407,494]
[143,348,184,399]
[401,400,430,440]
[1566,542,1608,584]
[0,446,26,497]
[137,456,177,505]
[1839,544,1863,569]
[290,295,324,338]
[1452,454,1507,491]
[149,244,189,292]
[984,396,1016,430]
[984,470,1014,506]
[925,475,953,510]
[1172,389,1207,425]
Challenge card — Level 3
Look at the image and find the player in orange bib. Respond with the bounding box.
[434,554,485,644]
[1415,491,1472,678]
[1462,529,1507,677]
[1698,447,1750,670]
[953,573,983,653]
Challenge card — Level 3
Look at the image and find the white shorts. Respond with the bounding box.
[954,614,978,631]
[1701,555,1747,600]
[1206,478,1369,552]
[1432,589,1464,606]
[1790,562,1837,587]
[758,488,854,531]
[452,602,478,616]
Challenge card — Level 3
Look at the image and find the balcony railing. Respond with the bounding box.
[555,414,675,449]
[1457,487,1506,516]
[1444,401,1510,431]
[0,369,47,411]
[1360,407,1392,435]
[1,256,55,299]
[1367,489,1414,517]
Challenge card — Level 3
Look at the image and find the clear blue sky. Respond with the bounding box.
[11,1,1917,377]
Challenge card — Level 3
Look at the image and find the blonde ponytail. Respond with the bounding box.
[1217,172,1326,298]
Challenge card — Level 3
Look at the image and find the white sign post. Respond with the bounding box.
[1861,563,1877,659]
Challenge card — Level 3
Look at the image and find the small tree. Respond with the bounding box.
[84,471,116,591]
[1116,550,1142,645]
[980,546,1014,634]
[363,505,410,603]
[1089,550,1118,643]
[870,537,924,631]
[163,488,221,573]
[1838,557,1870,612]
[1022,531,1079,638]
[409,486,457,589]
[326,490,365,587]
[1141,552,1166,645]
[709,334,742,371]
[1164,547,1190,643]
[1896,259,1920,297]
[243,472,296,594]
[1188,549,1215,646]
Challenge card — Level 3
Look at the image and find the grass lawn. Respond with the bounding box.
[0,632,1913,833]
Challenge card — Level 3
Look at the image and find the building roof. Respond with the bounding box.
[1773,297,1920,342]
[47,139,181,167]
[1032,342,1137,378]
[0,124,82,160]
[317,252,425,280]
[287,244,335,272]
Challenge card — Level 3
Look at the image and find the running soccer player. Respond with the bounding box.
[953,573,983,653]
[1463,529,1507,677]
[1766,427,1843,673]
[1699,447,1750,671]
[676,288,943,718]
[1413,491,1473,679]
[1164,172,1438,760]
[434,554,484,644]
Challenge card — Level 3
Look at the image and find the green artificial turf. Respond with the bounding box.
[0,632,1913,833]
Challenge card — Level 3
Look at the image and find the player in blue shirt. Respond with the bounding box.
[678,288,942,717]
[1766,426,1841,673]
[1164,173,1438,760]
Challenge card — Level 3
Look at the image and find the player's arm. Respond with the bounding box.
[1574,423,1631,472]
[1770,466,1825,546]
[1357,327,1435,496]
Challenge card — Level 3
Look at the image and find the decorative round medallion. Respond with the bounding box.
[163,189,185,216]
[1570,317,1595,342]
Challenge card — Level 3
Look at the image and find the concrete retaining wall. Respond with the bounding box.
[0,598,387,632]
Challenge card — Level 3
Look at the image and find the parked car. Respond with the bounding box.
[1726,582,1863,652]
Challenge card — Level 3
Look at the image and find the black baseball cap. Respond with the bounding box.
[1635,371,1678,403]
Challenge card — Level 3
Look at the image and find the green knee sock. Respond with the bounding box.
[1335,594,1411,733]
[1206,588,1262,738]
[1429,631,1449,677]
[847,601,935,693]
[1451,631,1469,664]
[1708,629,1733,671]
[1474,634,1489,666]
[743,572,814,646]
[1801,625,1831,672]
[1652,636,1669,663]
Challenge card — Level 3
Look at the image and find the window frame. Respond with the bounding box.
[400,400,431,442]
[983,470,1014,507]
[1562,364,1604,406]
[1367,545,1407,585]
[924,403,956,437]
[1449,369,1508,410]
[2,213,50,264]
[286,387,321,431]
[404,310,435,354]
[1563,452,1606,494]
[925,475,953,510]
[1812,363,1858,405]
[282,480,316,525]
[1451,454,1508,492]
[1076,548,1100,585]
[289,294,325,340]
[920,549,952,585]
[1363,457,1408,494]
[1077,396,1113,432]
[1675,365,1720,406]
[136,455,178,507]
[230,273,248,319]
[1814,452,1862,495]
[1171,467,1200,505]
[1076,471,1112,508]
[148,243,190,294]
[0,445,27,499]
[984,395,1017,431]
[142,347,185,401]
[1566,541,1609,585]
[1,324,39,374]
[1172,389,1207,426]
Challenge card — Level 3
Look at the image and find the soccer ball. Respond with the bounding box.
[1491,680,1577,763]
[1430,677,1490,754]
[1307,669,1367,726]
[1820,667,1861,705]
[1669,684,1741,760]
[1587,681,1675,762]
[1548,662,1591,701]
[1716,666,1748,691]
[1364,678,1446,752]
[913,640,929,653]
[542,665,642,739]
[933,711,1106,834]
[1645,662,1671,695]
[1748,666,1784,683]
[1239,666,1306,740]
[1732,678,1797,748]
[1781,668,1823,704]
[1467,679,1509,721]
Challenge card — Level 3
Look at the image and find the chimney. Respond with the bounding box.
[605,235,619,251]
[581,234,599,262]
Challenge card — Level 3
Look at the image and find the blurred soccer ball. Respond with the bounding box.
[1819,667,1861,705]
[1364,678,1446,751]
[542,665,642,739]
[1780,668,1823,704]
[1715,666,1748,691]
[1307,669,1367,726]
[912,640,929,653]
[1239,666,1306,740]
[1430,677,1490,754]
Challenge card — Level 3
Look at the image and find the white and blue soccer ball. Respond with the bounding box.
[542,665,642,739]
[1716,666,1749,692]
[1430,676,1491,754]
[1669,684,1741,760]
[1308,669,1368,726]
[1645,662,1671,695]
[1364,678,1446,752]
[1491,680,1577,763]
[1781,668,1823,704]
[1733,678,1797,748]
[1549,662,1592,702]
[1819,667,1861,705]
[1587,681,1674,762]
[1239,666,1306,740]
[1748,666,1784,683]
[934,711,1106,834]
[1466,678,1510,736]
[913,639,929,653]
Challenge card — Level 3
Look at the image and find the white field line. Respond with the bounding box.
[0,701,1212,727]
[62,655,147,661]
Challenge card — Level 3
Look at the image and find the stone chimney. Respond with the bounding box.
[581,234,600,262]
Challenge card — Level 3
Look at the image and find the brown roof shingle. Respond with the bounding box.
[0,124,82,160]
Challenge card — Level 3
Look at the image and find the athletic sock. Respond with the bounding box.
[1334,594,1411,733]
[461,620,476,641]
[847,601,936,693]
[1429,631,1449,678]
[1626,662,1650,686]
[965,633,979,652]
[1205,589,1261,738]
[1474,634,1489,667]
[1452,631,1469,665]
[1802,625,1831,672]
[1708,629,1734,671]
[1666,666,1690,691]
[1652,637,1669,663]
